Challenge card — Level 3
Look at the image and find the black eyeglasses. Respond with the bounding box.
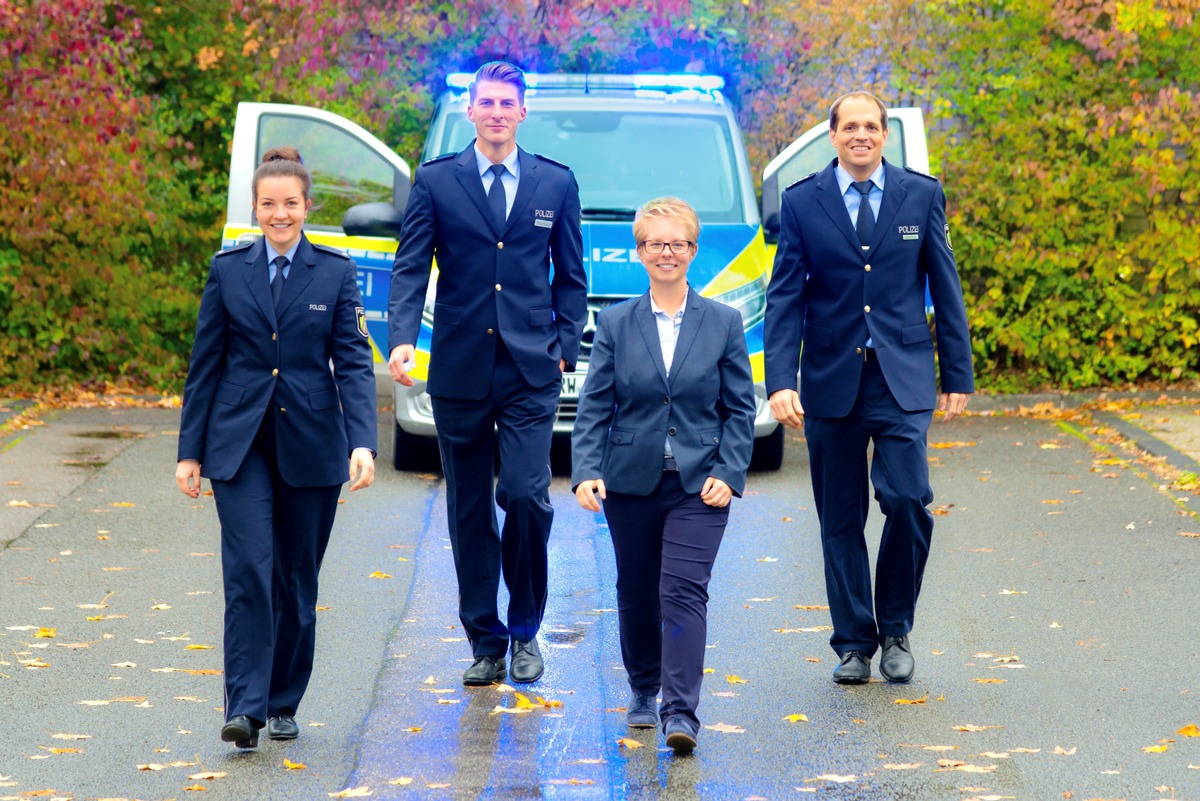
[639,240,694,255]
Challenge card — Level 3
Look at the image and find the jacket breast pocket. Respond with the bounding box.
[608,427,636,446]
[529,307,554,327]
[435,303,464,326]
[804,323,832,347]
[308,387,339,411]
[902,322,933,344]
[214,381,245,407]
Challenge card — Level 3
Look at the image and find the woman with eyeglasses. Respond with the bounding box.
[571,197,755,754]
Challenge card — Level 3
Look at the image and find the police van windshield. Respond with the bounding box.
[435,110,745,224]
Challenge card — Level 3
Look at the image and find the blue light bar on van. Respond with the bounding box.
[445,73,725,93]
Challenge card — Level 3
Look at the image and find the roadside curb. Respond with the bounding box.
[1092,410,1200,478]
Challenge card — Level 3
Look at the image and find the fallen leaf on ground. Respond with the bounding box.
[329,789,372,798]
[111,661,136,668]
[184,644,213,650]
[387,778,413,786]
[704,722,745,733]
[807,773,856,783]
[898,743,958,751]
[40,747,81,754]
[953,724,1001,732]
[1143,744,1171,753]
[110,502,136,507]
[1009,747,1040,753]
[882,763,922,770]
[368,571,392,579]
[284,758,307,769]
[726,674,749,684]
[1052,745,1076,755]
[34,627,56,638]
[783,714,809,723]
[616,737,643,749]
[1177,724,1200,737]
[150,602,172,610]
[793,604,830,610]
[894,696,927,705]
[972,678,1005,684]
[975,751,1010,758]
[50,733,90,740]
[189,771,227,780]
[756,557,778,562]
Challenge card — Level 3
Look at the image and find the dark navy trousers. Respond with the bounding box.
[210,412,340,726]
[430,338,558,658]
[602,471,728,729]
[804,352,934,658]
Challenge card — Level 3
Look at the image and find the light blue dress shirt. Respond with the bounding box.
[650,290,687,458]
[475,145,520,220]
[265,240,300,281]
[835,161,885,227]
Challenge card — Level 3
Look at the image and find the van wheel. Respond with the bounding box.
[392,419,442,472]
[749,426,784,471]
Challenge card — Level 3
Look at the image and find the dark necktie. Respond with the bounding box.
[487,163,507,230]
[853,180,875,248]
[271,255,288,308]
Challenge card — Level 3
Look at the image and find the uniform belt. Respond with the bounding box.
[663,456,679,472]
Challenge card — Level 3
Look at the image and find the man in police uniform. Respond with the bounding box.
[387,61,587,686]
[763,91,973,685]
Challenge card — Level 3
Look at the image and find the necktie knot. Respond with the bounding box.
[853,179,873,197]
[490,164,506,179]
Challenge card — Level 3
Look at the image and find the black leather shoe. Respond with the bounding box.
[220,715,260,748]
[509,638,544,683]
[626,693,658,729]
[664,716,697,754]
[833,651,872,684]
[266,714,299,740]
[462,655,506,686]
[879,635,915,682]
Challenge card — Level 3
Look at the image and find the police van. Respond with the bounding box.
[223,76,929,471]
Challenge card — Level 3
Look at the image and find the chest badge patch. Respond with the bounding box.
[356,306,369,338]
[898,225,920,241]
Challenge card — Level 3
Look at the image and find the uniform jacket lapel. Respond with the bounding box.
[814,161,861,254]
[275,235,316,318]
[869,159,908,255]
[454,144,502,237]
[503,148,541,237]
[632,293,669,389]
[667,289,706,390]
[241,238,275,326]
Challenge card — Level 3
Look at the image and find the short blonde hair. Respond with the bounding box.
[633,197,700,244]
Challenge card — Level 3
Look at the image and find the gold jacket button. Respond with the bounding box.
[864,305,871,313]
[495,284,502,291]
[279,407,287,413]
[272,332,277,341]
[272,368,279,376]
[487,328,494,335]
[497,242,504,250]
[864,264,872,272]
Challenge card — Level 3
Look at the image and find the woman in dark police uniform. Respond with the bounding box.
[175,147,377,749]
[572,197,755,753]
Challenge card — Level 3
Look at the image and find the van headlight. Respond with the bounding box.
[712,277,766,330]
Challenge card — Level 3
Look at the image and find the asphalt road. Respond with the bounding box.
[2,402,1199,800]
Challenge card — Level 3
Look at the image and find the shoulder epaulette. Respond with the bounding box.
[312,243,351,260]
[533,153,570,170]
[903,165,938,181]
[421,152,456,166]
[214,241,254,258]
[785,172,817,190]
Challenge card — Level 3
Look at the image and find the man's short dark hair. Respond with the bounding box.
[829,91,889,131]
[469,61,528,105]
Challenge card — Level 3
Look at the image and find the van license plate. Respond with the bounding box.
[561,372,584,397]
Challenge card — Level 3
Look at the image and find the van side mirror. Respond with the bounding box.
[761,173,780,245]
[343,202,404,238]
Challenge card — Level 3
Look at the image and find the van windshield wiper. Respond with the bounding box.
[581,207,637,221]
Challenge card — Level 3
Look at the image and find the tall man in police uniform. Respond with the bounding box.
[763,91,974,685]
[388,61,587,686]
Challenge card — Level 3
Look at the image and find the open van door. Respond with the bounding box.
[761,108,928,246]
[224,102,411,362]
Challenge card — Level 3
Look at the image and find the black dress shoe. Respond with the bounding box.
[266,714,299,740]
[626,693,658,729]
[509,638,544,683]
[220,715,260,748]
[664,716,697,754]
[879,635,915,682]
[462,655,506,686]
[832,651,871,684]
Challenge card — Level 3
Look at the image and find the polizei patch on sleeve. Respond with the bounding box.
[944,223,953,251]
[356,306,369,337]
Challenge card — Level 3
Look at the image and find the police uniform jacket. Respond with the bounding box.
[571,289,756,496]
[386,142,587,400]
[764,158,974,417]
[178,235,377,486]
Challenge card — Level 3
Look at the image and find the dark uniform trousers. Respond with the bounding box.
[430,336,558,658]
[804,351,934,658]
[601,471,728,729]
[210,409,341,725]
